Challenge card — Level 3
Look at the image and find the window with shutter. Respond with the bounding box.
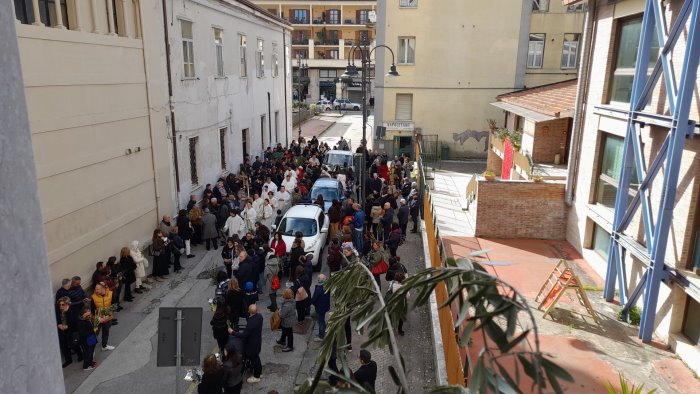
[395,94,413,120]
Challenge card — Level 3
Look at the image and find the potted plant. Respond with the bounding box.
[532,175,544,183]
[483,170,496,181]
[486,118,498,133]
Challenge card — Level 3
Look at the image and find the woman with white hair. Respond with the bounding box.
[129,241,150,293]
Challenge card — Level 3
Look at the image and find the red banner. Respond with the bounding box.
[501,138,513,180]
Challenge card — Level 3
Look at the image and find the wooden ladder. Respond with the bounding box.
[534,260,599,324]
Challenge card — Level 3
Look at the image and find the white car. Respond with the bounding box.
[333,98,362,111]
[315,99,333,111]
[272,204,329,271]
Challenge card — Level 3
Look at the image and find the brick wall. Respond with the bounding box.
[532,118,570,164]
[476,180,567,239]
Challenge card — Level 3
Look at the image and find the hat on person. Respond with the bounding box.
[245,282,254,292]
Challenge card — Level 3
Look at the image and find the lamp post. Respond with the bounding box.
[341,43,399,206]
[294,54,309,141]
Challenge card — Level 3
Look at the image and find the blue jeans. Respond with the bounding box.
[352,228,363,252]
[317,311,327,338]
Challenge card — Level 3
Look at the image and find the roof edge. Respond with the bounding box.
[233,0,293,27]
[496,78,578,101]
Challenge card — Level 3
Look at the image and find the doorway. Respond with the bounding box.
[242,128,249,161]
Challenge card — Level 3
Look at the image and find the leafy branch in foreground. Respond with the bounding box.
[295,251,574,393]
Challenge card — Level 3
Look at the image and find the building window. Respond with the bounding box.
[272,46,279,77]
[610,17,660,104]
[532,0,549,12]
[527,33,545,68]
[358,10,369,24]
[260,115,266,150]
[219,128,227,170]
[398,37,415,65]
[239,34,247,78]
[15,0,69,27]
[596,134,639,211]
[395,94,413,120]
[214,28,224,77]
[256,39,265,78]
[683,297,700,345]
[328,9,340,24]
[357,30,370,46]
[241,128,249,159]
[189,136,199,185]
[320,69,338,78]
[181,20,195,78]
[567,3,587,12]
[328,50,339,60]
[292,9,308,24]
[399,0,417,8]
[561,33,580,69]
[274,111,280,144]
[293,49,308,59]
[592,224,611,260]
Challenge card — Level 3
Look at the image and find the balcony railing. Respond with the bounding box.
[14,0,142,38]
[289,17,309,24]
[292,37,310,45]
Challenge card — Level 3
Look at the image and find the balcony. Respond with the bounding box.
[288,17,310,25]
[292,37,310,45]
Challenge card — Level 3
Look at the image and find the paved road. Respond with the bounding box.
[63,114,435,394]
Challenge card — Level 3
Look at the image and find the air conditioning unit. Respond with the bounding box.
[368,11,377,24]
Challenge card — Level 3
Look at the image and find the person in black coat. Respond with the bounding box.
[229,305,263,382]
[397,199,410,237]
[225,278,246,330]
[234,251,256,292]
[380,202,394,239]
[385,223,403,258]
[176,209,195,258]
[56,297,83,367]
[197,354,225,394]
[353,349,377,392]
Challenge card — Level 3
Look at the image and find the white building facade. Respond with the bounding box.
[168,0,293,208]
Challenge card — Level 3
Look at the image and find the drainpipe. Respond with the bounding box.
[267,92,273,146]
[283,31,289,146]
[162,0,181,204]
[565,0,598,205]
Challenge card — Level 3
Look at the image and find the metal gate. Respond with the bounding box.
[419,134,440,168]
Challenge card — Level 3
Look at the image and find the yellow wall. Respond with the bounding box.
[16,1,173,289]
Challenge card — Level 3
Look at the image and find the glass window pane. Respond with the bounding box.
[181,20,192,39]
[593,224,611,259]
[683,298,700,344]
[601,136,624,180]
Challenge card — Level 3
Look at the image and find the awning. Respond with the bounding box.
[490,101,556,123]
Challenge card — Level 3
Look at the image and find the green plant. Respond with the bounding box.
[605,373,657,394]
[486,118,498,130]
[295,251,574,393]
[494,127,523,151]
[316,27,327,45]
[618,305,642,326]
[483,169,496,177]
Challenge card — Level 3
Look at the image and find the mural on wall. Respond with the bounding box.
[452,130,489,151]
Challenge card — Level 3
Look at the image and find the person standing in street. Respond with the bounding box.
[56,296,82,368]
[119,247,136,301]
[397,198,409,237]
[197,354,224,394]
[91,283,116,351]
[409,193,420,233]
[351,204,365,252]
[130,241,150,293]
[151,229,170,280]
[77,307,97,370]
[310,274,331,341]
[201,209,219,250]
[229,304,264,384]
[221,344,244,394]
[353,349,377,392]
[176,209,196,258]
[277,288,296,352]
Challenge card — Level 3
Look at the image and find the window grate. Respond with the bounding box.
[219,128,227,170]
[189,137,199,185]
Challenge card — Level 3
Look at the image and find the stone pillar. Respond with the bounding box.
[119,0,129,37]
[132,0,141,38]
[91,0,102,33]
[31,0,44,26]
[54,0,66,28]
[106,0,117,35]
[71,0,84,31]
[0,1,65,391]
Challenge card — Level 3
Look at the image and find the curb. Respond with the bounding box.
[316,121,336,137]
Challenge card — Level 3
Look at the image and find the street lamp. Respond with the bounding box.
[340,44,399,206]
[294,55,309,141]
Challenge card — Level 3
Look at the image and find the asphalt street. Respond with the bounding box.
[62,114,435,394]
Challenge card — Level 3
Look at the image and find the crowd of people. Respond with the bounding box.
[54,134,420,393]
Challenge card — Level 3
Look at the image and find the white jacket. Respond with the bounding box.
[257,204,275,228]
[223,215,245,238]
[130,241,148,278]
[243,207,257,231]
[282,178,297,191]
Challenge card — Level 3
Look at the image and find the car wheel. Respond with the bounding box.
[353,106,360,110]
[324,107,331,111]
[314,247,324,272]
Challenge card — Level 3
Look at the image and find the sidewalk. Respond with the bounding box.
[295,117,335,139]
[430,167,700,393]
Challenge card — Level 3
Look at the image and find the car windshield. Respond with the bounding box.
[326,153,352,167]
[311,187,338,201]
[277,217,317,237]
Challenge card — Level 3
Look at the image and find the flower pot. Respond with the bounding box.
[532,176,544,183]
[484,174,496,181]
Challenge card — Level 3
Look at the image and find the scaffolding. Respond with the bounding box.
[605,0,700,342]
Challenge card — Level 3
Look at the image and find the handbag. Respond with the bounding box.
[270,310,281,331]
[295,287,308,301]
[271,275,281,291]
[86,333,98,347]
[371,259,389,275]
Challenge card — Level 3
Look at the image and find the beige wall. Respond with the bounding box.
[375,0,583,159]
[567,0,700,371]
[16,0,173,290]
